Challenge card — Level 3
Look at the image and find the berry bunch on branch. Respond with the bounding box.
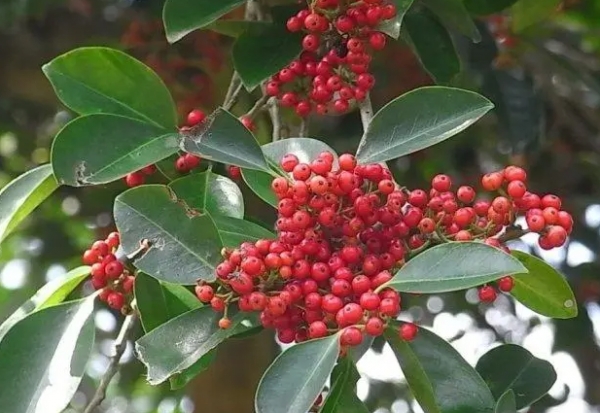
[195,151,573,349]
[267,0,397,116]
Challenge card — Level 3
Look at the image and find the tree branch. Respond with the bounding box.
[299,118,308,137]
[82,308,137,413]
[245,93,270,119]
[268,98,281,141]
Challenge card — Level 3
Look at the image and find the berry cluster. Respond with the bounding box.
[82,232,134,312]
[266,0,397,116]
[195,153,572,347]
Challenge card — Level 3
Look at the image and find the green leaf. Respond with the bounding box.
[134,272,200,333]
[476,344,557,409]
[0,164,58,244]
[169,170,244,219]
[0,297,96,413]
[134,273,215,389]
[422,0,481,41]
[181,108,269,171]
[135,306,258,384]
[510,251,577,319]
[207,20,271,38]
[384,242,527,293]
[494,390,517,413]
[356,87,493,164]
[242,138,338,207]
[51,114,178,187]
[321,357,369,413]
[169,349,217,390]
[511,0,561,33]
[377,0,415,39]
[233,20,303,90]
[463,0,519,16]
[163,0,246,43]
[403,10,461,84]
[255,334,341,413]
[385,322,495,413]
[43,47,176,129]
[212,215,275,247]
[0,266,90,342]
[114,184,223,284]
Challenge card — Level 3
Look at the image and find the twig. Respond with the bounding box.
[223,81,244,111]
[299,118,308,137]
[268,97,281,141]
[83,308,137,413]
[223,72,240,107]
[245,93,270,119]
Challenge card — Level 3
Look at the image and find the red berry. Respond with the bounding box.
[219,318,232,329]
[360,291,381,311]
[105,260,124,279]
[481,172,503,191]
[107,292,125,310]
[365,317,384,336]
[228,166,241,180]
[526,214,546,232]
[195,285,215,303]
[542,194,562,210]
[309,321,328,338]
[240,116,256,131]
[432,174,452,192]
[497,276,514,292]
[457,186,476,203]
[82,249,99,265]
[187,109,205,126]
[340,327,363,346]
[211,297,225,312]
[504,166,527,182]
[399,323,418,341]
[478,285,497,303]
[546,225,567,247]
[507,180,527,199]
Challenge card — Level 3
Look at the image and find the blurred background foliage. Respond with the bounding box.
[1,0,600,412]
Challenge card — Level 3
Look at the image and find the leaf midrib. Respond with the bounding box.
[361,105,491,162]
[288,338,338,412]
[84,132,178,183]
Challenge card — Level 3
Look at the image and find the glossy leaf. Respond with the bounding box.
[169,170,244,219]
[495,390,517,413]
[0,164,58,244]
[0,297,96,413]
[212,215,275,247]
[134,272,201,333]
[384,242,527,293]
[511,0,561,33]
[403,10,460,84]
[207,20,270,38]
[135,306,257,384]
[422,0,481,41]
[169,349,217,390]
[510,251,577,319]
[476,344,557,409]
[464,0,519,16]
[233,21,303,89]
[242,138,338,207]
[385,322,495,413]
[51,114,178,187]
[43,47,176,128]
[133,273,215,389]
[163,0,246,43]
[114,185,222,284]
[180,108,269,171]
[0,266,90,342]
[321,357,369,413]
[356,87,493,164]
[377,0,415,39]
[255,333,341,413]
